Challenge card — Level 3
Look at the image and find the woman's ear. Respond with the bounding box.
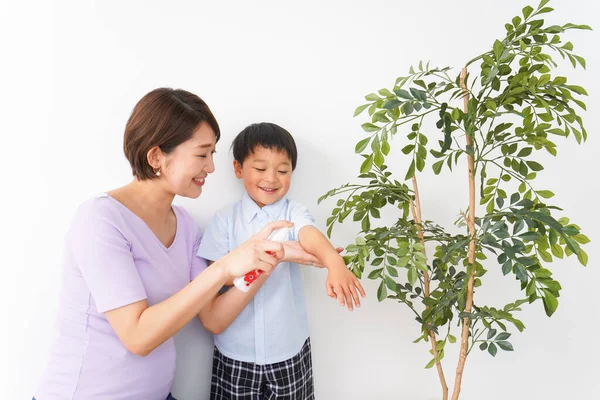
[147,146,165,171]
[233,160,243,179]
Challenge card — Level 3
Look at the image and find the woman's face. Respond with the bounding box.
[155,122,217,198]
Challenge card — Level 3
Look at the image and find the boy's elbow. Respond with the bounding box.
[198,315,225,335]
[124,337,154,357]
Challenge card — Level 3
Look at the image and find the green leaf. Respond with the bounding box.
[577,248,589,266]
[566,85,588,95]
[539,249,552,262]
[512,15,522,27]
[386,265,399,277]
[526,161,544,171]
[397,256,411,268]
[573,234,591,244]
[519,232,540,241]
[432,160,444,175]
[416,155,426,171]
[517,147,532,157]
[425,358,436,369]
[383,99,402,110]
[487,328,497,340]
[368,268,383,279]
[448,334,457,344]
[374,151,385,167]
[395,89,412,99]
[493,40,504,60]
[381,141,391,156]
[407,266,418,286]
[497,341,514,351]
[522,5,534,19]
[543,289,559,316]
[496,332,511,341]
[573,55,587,69]
[355,138,371,154]
[537,190,555,199]
[362,215,371,231]
[402,144,415,155]
[361,123,379,133]
[551,243,564,259]
[360,155,374,173]
[405,160,416,181]
[354,104,369,117]
[480,342,488,351]
[379,88,393,97]
[377,281,387,302]
[488,342,498,357]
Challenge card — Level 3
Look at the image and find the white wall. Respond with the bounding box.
[2,0,599,398]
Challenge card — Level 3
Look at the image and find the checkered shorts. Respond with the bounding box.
[210,338,314,400]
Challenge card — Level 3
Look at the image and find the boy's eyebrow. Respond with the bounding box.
[251,158,291,165]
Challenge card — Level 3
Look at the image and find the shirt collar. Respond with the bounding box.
[241,192,288,223]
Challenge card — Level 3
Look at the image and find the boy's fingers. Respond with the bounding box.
[344,288,354,311]
[335,285,346,307]
[326,283,336,299]
[355,279,367,298]
[338,285,353,311]
[349,284,361,308]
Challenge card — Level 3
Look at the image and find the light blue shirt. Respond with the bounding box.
[197,193,315,365]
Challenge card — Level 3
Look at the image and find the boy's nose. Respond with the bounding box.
[265,170,277,182]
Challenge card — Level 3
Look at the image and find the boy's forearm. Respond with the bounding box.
[198,273,267,334]
[298,226,344,268]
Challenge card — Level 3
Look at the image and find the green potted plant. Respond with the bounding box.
[319,1,591,399]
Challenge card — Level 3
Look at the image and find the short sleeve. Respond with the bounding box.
[197,211,230,263]
[68,200,147,313]
[190,223,209,280]
[289,201,316,241]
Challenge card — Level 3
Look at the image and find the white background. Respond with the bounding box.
[2,0,599,399]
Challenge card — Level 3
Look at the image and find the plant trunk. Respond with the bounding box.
[410,175,449,400]
[451,67,477,400]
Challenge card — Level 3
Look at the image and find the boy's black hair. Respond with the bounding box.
[231,122,298,170]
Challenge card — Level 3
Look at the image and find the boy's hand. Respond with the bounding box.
[325,264,366,311]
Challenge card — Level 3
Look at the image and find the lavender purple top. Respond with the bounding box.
[35,194,208,400]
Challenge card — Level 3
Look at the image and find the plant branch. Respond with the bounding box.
[410,175,449,400]
[452,67,478,400]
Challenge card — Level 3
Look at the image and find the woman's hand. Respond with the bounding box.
[281,241,344,268]
[220,220,293,278]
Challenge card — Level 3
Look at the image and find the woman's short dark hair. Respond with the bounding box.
[123,88,220,180]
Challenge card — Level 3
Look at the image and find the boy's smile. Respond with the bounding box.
[234,146,292,208]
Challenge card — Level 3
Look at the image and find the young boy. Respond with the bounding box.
[197,122,365,400]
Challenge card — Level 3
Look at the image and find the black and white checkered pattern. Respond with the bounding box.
[210,338,314,400]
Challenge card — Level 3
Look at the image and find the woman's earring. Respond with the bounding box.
[154,167,161,177]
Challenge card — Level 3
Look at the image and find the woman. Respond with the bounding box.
[34,88,325,400]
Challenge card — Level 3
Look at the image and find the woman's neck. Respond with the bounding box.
[109,179,175,222]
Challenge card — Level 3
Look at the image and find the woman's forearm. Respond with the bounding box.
[106,260,230,356]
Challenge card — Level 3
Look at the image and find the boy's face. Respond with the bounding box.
[234,146,292,208]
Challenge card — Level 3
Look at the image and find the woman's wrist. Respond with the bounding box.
[210,258,234,283]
